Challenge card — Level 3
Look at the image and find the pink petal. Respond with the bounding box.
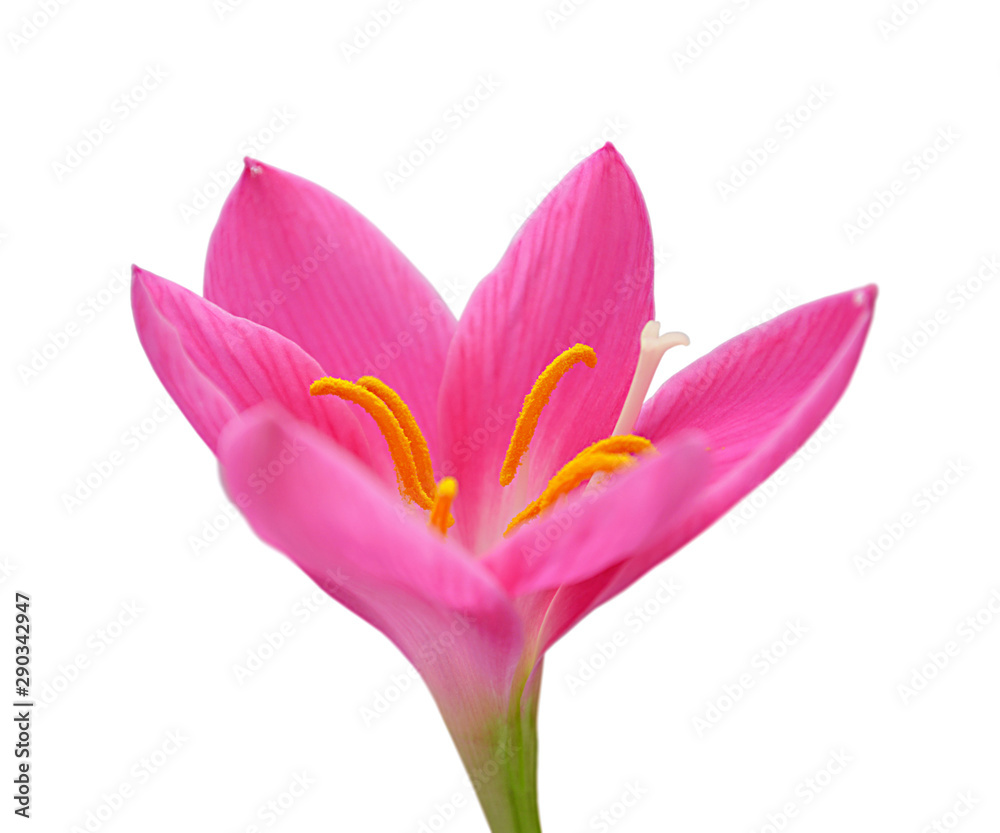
[132,266,374,467]
[438,144,656,552]
[216,404,524,720]
[635,285,877,492]
[204,159,455,462]
[481,432,711,596]
[537,285,878,650]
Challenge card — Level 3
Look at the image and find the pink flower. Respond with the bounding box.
[132,144,875,832]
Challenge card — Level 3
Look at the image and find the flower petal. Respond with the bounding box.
[132,266,373,467]
[438,144,656,551]
[536,284,878,649]
[635,285,877,493]
[204,159,456,460]
[216,404,525,722]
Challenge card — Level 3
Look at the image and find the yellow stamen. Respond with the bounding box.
[578,435,655,491]
[310,377,434,510]
[358,376,436,499]
[504,450,637,536]
[500,344,598,487]
[578,434,655,457]
[429,477,457,535]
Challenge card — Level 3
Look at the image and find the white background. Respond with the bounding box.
[3,0,999,830]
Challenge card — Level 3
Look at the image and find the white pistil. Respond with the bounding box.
[613,321,689,435]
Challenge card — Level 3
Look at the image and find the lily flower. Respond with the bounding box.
[132,144,875,832]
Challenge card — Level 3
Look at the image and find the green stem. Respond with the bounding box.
[455,661,544,833]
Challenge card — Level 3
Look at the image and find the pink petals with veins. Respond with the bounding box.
[132,143,876,833]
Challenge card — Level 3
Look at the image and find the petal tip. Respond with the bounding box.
[242,156,266,177]
[569,142,628,181]
[593,141,626,169]
[131,264,159,291]
[846,284,878,328]
[855,283,878,307]
[580,141,643,207]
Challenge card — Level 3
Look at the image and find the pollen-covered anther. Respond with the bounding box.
[581,434,655,457]
[504,449,638,537]
[357,376,436,499]
[500,343,598,487]
[310,377,434,510]
[429,478,458,535]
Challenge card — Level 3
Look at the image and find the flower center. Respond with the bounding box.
[309,324,687,540]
